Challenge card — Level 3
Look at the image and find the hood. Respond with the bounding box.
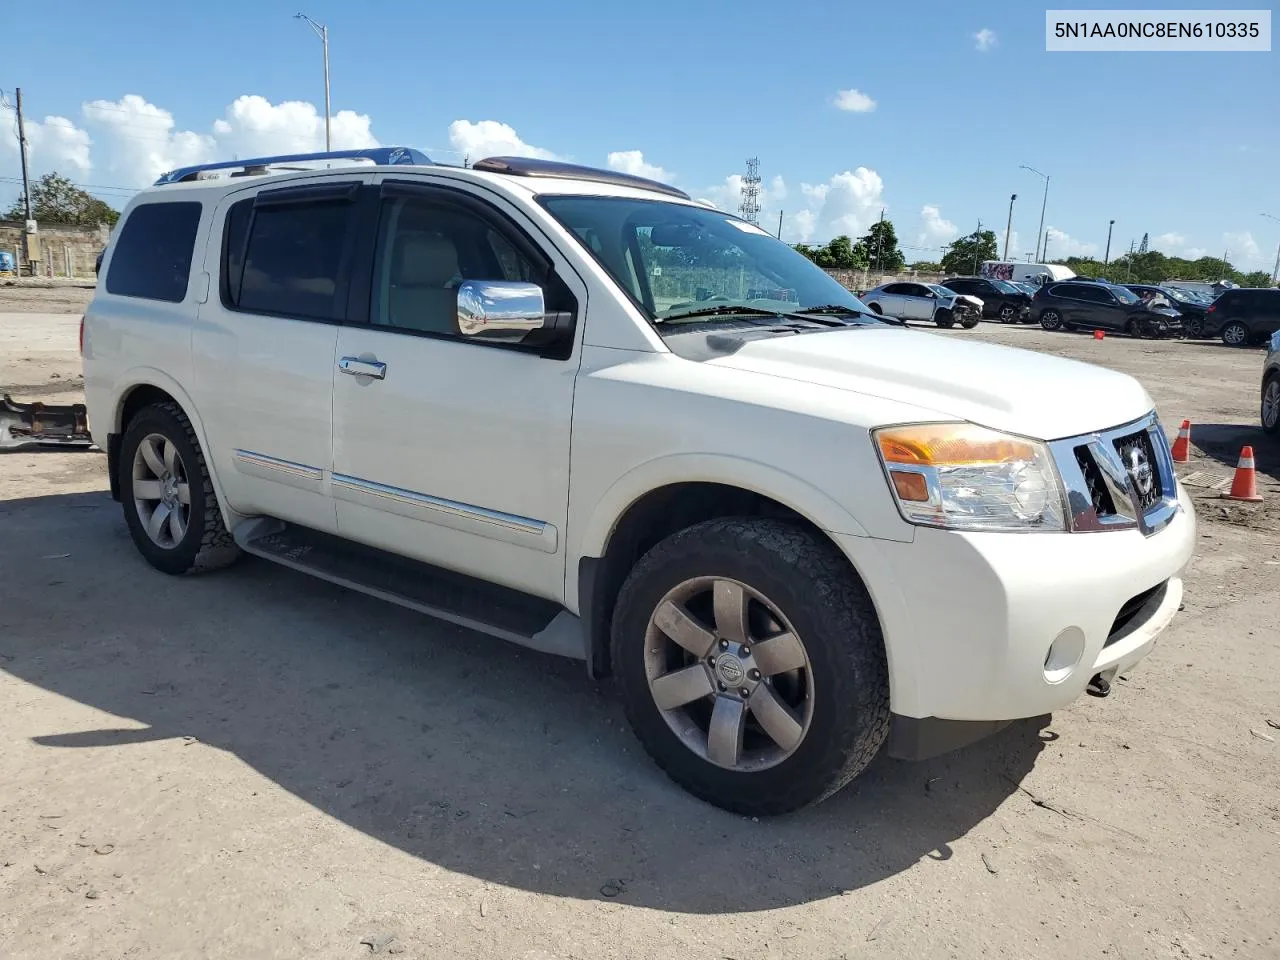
[709,327,1154,441]
[953,293,984,309]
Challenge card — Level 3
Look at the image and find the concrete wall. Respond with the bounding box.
[0,221,110,278]
[824,268,949,294]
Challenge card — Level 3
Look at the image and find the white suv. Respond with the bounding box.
[82,148,1196,815]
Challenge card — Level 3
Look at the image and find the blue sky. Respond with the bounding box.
[3,0,1277,268]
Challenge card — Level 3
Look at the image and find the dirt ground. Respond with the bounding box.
[2,289,1278,960]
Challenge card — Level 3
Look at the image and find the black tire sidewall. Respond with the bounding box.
[1040,310,1062,330]
[999,304,1017,322]
[612,521,887,814]
[1222,322,1248,347]
[1264,375,1280,435]
[935,308,954,328]
[119,406,212,575]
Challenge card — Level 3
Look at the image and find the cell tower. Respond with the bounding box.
[1138,232,1149,254]
[739,157,762,225]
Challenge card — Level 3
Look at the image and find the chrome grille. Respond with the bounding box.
[1048,413,1180,537]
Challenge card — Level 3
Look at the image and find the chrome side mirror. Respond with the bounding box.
[456,280,546,342]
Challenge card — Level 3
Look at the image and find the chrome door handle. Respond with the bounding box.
[338,357,386,380]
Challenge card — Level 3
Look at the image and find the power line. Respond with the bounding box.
[0,174,138,196]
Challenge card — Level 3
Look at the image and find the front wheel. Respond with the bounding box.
[1221,321,1250,347]
[934,308,955,328]
[1263,374,1280,435]
[1040,309,1064,331]
[611,518,890,816]
[119,401,241,575]
[959,311,980,329]
[998,303,1019,323]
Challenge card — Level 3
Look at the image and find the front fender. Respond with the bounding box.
[577,452,872,563]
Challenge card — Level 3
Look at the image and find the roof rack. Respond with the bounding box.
[154,146,433,185]
[471,156,691,200]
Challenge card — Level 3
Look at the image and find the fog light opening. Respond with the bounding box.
[1044,627,1086,684]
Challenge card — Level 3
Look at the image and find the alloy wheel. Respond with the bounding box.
[1264,378,1280,431]
[131,433,191,549]
[644,576,814,772]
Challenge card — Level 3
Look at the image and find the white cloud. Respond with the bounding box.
[82,95,216,187]
[974,28,998,52]
[1043,226,1098,258]
[833,89,876,113]
[916,204,958,248]
[0,105,92,182]
[606,150,673,182]
[211,95,377,158]
[1223,230,1264,266]
[1156,232,1185,248]
[448,119,557,164]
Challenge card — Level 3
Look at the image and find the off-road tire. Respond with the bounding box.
[611,518,890,816]
[119,401,241,576]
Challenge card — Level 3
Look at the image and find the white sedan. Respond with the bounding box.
[861,282,983,329]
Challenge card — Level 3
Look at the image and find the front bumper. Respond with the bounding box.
[835,481,1196,726]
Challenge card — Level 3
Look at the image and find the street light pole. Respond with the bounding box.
[1263,213,1280,285]
[1003,193,1016,261]
[1104,219,1115,266]
[295,13,331,152]
[1020,164,1049,261]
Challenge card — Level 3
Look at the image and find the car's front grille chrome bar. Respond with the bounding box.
[1048,412,1180,537]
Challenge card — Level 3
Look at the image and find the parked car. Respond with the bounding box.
[1203,287,1280,347]
[1033,281,1183,338]
[1124,284,1210,337]
[860,281,981,328]
[1263,330,1280,435]
[83,147,1196,815]
[939,276,1032,323]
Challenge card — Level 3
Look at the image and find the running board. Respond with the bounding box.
[232,518,585,660]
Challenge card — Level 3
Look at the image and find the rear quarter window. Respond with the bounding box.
[105,201,203,302]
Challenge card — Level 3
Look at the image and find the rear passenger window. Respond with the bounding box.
[105,202,202,302]
[225,189,357,321]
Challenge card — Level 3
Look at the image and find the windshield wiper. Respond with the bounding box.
[794,304,906,326]
[655,306,789,324]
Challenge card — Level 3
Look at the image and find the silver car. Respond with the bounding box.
[1263,330,1280,435]
[860,282,982,329]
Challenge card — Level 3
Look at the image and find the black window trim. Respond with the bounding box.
[356,179,579,360]
[218,179,364,325]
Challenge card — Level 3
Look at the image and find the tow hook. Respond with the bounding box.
[1086,673,1112,698]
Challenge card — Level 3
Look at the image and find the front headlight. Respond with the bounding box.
[874,423,1067,532]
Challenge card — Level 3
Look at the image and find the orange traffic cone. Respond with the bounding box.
[1093,329,1104,340]
[1221,446,1263,502]
[1170,420,1192,463]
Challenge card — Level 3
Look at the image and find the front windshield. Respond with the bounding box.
[1163,287,1197,303]
[927,284,955,298]
[539,195,871,321]
[991,279,1019,293]
[1110,285,1140,304]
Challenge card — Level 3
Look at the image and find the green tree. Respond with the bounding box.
[940,229,998,275]
[1238,270,1273,288]
[5,172,120,227]
[859,219,905,272]
[908,260,942,272]
[793,235,868,270]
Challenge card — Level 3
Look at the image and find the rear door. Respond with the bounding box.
[1252,291,1280,334]
[874,283,908,317]
[191,177,371,533]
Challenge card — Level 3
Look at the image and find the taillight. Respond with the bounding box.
[1206,303,1216,313]
[79,316,85,355]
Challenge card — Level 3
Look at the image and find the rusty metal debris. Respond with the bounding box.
[1,394,95,450]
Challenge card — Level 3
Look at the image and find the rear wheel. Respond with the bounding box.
[868,302,883,315]
[1185,314,1204,338]
[611,518,890,816]
[1040,309,1064,331]
[1263,374,1280,435]
[119,402,240,575]
[1222,321,1250,347]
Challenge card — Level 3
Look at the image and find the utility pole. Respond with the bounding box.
[1020,165,1049,262]
[15,88,33,224]
[1042,229,1050,264]
[1262,213,1280,284]
[1104,219,1115,266]
[295,13,332,151]
[776,209,783,240]
[1002,194,1016,261]
[1126,240,1135,281]
[972,219,983,275]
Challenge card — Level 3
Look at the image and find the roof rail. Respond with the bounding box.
[471,156,691,200]
[154,147,433,185]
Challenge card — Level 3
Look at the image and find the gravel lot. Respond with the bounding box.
[2,288,1278,960]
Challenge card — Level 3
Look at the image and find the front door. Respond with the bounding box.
[329,179,584,601]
